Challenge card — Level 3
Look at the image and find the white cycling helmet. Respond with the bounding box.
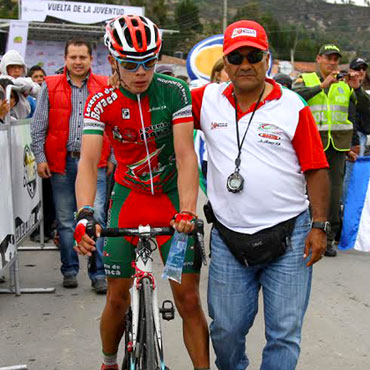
[104,15,162,61]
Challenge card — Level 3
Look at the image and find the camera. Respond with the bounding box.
[336,71,348,80]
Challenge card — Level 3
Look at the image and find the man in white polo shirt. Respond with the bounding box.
[192,20,330,370]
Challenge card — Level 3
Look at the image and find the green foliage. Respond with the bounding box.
[0,0,18,19]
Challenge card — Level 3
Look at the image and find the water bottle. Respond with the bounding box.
[162,231,188,284]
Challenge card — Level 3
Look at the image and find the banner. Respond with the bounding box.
[10,120,42,244]
[6,20,29,59]
[0,126,16,273]
[21,0,144,24]
[339,157,370,252]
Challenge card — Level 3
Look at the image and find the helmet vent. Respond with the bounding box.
[135,30,143,48]
[131,18,139,27]
[123,28,133,48]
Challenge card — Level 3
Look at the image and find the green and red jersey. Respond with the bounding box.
[83,73,193,193]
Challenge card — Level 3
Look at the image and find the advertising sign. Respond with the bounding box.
[10,120,42,244]
[21,0,144,24]
[0,127,16,273]
[6,20,29,59]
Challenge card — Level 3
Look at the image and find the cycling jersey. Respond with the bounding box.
[83,73,192,194]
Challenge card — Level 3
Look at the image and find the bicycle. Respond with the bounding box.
[99,219,206,370]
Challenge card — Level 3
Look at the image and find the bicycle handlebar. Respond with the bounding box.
[100,226,174,238]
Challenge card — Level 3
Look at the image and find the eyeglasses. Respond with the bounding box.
[116,56,158,72]
[352,65,368,72]
[226,50,267,65]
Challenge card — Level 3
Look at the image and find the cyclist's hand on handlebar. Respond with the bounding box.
[170,211,197,234]
[73,207,101,256]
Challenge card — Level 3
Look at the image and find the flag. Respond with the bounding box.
[338,156,370,252]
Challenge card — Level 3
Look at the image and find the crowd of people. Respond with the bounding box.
[1,14,370,370]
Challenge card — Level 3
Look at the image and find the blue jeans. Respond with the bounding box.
[50,156,107,281]
[208,209,312,370]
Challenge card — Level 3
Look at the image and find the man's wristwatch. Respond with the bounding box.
[311,221,331,233]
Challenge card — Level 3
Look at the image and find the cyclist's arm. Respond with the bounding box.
[75,134,103,210]
[173,121,199,221]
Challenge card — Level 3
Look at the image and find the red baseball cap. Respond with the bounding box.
[223,20,269,55]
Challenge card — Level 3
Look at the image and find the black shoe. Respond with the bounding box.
[30,233,50,243]
[324,244,337,257]
[92,278,107,294]
[63,275,78,288]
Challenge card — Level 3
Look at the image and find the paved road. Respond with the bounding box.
[1,197,370,369]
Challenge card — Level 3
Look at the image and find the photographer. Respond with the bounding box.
[293,44,359,257]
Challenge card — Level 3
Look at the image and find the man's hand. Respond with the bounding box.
[347,149,358,162]
[73,210,101,257]
[37,162,51,178]
[304,229,327,267]
[320,71,338,89]
[346,71,362,89]
[170,212,196,234]
[106,160,115,176]
[0,99,10,119]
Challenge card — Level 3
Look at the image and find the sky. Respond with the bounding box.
[325,0,368,6]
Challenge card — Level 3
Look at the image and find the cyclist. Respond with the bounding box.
[73,15,210,370]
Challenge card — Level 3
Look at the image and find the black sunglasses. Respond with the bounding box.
[353,65,368,72]
[227,50,267,65]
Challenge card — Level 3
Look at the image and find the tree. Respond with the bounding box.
[175,0,202,33]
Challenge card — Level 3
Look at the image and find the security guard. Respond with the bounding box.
[293,44,359,257]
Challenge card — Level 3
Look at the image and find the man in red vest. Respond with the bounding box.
[31,39,113,293]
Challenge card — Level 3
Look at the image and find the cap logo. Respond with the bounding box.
[323,44,340,51]
[231,28,257,38]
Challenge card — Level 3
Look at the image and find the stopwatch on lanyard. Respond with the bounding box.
[226,86,265,193]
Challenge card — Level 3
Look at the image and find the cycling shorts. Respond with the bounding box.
[103,183,200,278]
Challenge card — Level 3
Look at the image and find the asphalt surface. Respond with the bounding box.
[1,194,370,370]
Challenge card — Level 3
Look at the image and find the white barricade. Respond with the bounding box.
[0,85,55,297]
[0,125,16,274]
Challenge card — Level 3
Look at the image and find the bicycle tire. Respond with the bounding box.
[142,277,156,370]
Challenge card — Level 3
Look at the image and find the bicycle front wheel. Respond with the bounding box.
[140,277,156,370]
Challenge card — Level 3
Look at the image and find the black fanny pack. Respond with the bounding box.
[204,202,297,266]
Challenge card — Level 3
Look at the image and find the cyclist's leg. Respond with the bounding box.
[100,277,132,355]
[100,184,136,361]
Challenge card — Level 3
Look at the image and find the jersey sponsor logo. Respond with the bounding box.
[140,122,171,141]
[85,90,118,121]
[258,133,281,140]
[258,138,281,146]
[232,28,257,38]
[210,121,228,130]
[113,126,139,143]
[149,105,167,112]
[122,108,130,119]
[258,123,284,135]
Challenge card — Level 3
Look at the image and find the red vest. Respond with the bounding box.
[44,69,110,173]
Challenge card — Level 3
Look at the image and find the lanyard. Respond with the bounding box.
[233,86,265,170]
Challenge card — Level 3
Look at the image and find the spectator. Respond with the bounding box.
[210,58,229,83]
[293,44,360,257]
[273,72,293,89]
[30,39,114,293]
[192,19,330,370]
[28,65,46,86]
[156,64,174,76]
[176,74,189,84]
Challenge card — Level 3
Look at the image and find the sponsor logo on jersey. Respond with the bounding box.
[210,122,228,130]
[149,105,167,112]
[258,123,284,135]
[122,108,130,119]
[140,122,171,141]
[232,28,257,38]
[258,133,281,140]
[113,126,138,143]
[258,139,281,146]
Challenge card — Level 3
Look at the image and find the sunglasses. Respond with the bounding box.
[227,50,267,65]
[116,56,158,72]
[353,65,368,72]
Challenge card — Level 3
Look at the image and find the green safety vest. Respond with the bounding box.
[302,72,353,151]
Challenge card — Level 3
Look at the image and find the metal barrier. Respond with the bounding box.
[0,85,55,296]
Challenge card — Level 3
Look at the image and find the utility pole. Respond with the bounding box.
[223,0,227,32]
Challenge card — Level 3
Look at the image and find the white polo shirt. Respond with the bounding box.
[192,79,328,233]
